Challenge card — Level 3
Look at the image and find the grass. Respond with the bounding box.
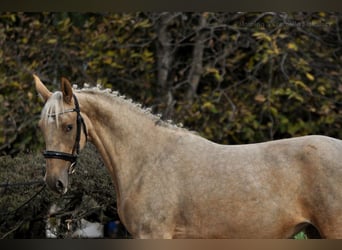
[294,231,308,239]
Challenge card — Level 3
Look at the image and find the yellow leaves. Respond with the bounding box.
[287,42,298,51]
[47,38,58,44]
[9,13,16,22]
[202,101,218,113]
[297,58,309,67]
[253,32,272,42]
[204,67,223,82]
[133,19,151,29]
[103,57,113,65]
[253,31,281,54]
[317,85,326,95]
[290,79,312,95]
[30,19,41,29]
[252,31,280,63]
[291,57,311,72]
[106,50,116,57]
[268,40,280,55]
[21,37,29,44]
[205,67,219,74]
[273,87,305,103]
[305,72,315,81]
[142,49,154,63]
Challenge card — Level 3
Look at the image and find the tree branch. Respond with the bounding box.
[187,13,208,100]
[156,12,179,89]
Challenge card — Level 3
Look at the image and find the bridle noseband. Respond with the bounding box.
[43,94,88,174]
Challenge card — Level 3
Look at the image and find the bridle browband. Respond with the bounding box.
[43,94,88,174]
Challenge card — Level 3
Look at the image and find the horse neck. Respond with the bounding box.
[77,91,171,197]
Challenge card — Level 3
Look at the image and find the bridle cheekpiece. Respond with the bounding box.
[43,94,87,174]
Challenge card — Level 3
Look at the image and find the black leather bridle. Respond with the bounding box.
[43,94,88,174]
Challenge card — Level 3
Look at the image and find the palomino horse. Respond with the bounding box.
[34,75,342,239]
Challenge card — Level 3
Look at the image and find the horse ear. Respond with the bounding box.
[61,77,73,104]
[33,74,52,102]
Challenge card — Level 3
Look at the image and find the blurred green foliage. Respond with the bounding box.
[0,12,341,156]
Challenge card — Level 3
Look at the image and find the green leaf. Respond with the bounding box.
[253,32,272,42]
[47,38,58,44]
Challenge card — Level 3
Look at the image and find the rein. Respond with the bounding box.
[43,94,88,174]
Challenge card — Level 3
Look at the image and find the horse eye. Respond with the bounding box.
[66,124,73,132]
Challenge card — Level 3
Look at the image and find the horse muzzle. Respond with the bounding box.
[44,166,69,194]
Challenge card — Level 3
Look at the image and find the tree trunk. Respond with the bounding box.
[187,13,208,100]
[156,13,178,89]
[155,12,180,119]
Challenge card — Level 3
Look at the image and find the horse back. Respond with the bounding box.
[171,135,342,238]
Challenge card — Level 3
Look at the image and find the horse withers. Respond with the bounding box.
[34,74,342,238]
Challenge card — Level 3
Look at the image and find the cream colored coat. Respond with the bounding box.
[35,75,342,238]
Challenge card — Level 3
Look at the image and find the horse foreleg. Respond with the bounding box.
[125,214,175,239]
[312,216,342,239]
[319,225,342,239]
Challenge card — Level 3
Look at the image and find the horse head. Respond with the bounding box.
[34,75,87,194]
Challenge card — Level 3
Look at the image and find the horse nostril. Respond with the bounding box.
[56,180,65,193]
